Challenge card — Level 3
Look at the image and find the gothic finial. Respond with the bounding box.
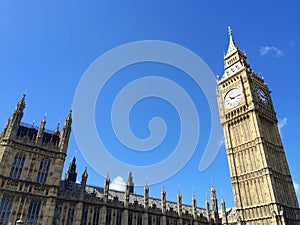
[221,198,225,204]
[104,171,110,199]
[128,171,133,182]
[16,94,26,112]
[82,167,88,180]
[42,114,47,123]
[206,197,209,205]
[67,109,72,121]
[53,122,60,135]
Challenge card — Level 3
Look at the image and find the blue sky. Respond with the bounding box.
[0,1,299,208]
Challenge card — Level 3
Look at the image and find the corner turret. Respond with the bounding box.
[192,193,197,219]
[1,94,25,139]
[104,172,110,202]
[144,182,149,209]
[177,189,182,217]
[161,185,166,214]
[206,197,211,224]
[80,167,88,195]
[210,186,219,221]
[221,198,228,224]
[36,116,46,143]
[59,110,72,152]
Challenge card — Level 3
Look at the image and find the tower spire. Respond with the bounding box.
[224,26,240,58]
[221,26,249,80]
[65,157,77,183]
[127,171,134,194]
[12,94,26,124]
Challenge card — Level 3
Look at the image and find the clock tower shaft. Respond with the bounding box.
[217,27,300,224]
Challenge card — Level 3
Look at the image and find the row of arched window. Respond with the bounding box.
[0,197,41,225]
[9,153,50,184]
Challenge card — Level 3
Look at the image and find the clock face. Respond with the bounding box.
[224,88,242,109]
[256,87,269,106]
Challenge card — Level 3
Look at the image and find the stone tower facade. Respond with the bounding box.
[217,27,300,224]
[0,95,72,224]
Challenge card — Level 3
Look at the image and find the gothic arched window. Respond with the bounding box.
[0,196,14,225]
[36,159,50,184]
[26,200,41,225]
[9,153,25,179]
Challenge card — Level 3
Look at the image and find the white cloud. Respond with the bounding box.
[278,117,287,135]
[293,181,299,194]
[110,176,126,191]
[259,46,283,57]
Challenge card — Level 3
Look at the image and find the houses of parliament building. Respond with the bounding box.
[0,28,299,225]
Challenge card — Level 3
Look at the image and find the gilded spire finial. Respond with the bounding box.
[42,113,47,123]
[54,122,60,135]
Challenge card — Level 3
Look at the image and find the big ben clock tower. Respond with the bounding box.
[217,27,300,224]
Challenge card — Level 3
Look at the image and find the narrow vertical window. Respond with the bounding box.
[9,153,25,179]
[52,203,62,225]
[128,212,133,225]
[0,196,14,225]
[26,200,41,225]
[116,210,122,225]
[148,215,152,225]
[137,214,142,225]
[80,206,88,225]
[36,159,50,184]
[92,207,99,225]
[106,209,111,225]
[66,205,75,225]
[156,217,160,225]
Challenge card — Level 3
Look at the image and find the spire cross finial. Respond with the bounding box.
[228,26,232,36]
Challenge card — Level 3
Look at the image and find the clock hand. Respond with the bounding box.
[230,93,241,99]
